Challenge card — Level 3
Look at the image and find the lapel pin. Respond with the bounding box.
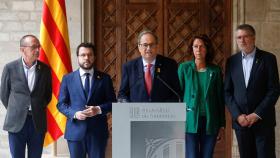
[97,75,101,79]
[157,68,161,73]
[256,59,259,64]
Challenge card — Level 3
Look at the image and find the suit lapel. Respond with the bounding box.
[88,70,99,101]
[236,53,247,89]
[204,66,214,98]
[32,61,42,93]
[17,59,30,92]
[247,49,261,88]
[151,56,162,96]
[136,58,149,97]
[74,70,87,101]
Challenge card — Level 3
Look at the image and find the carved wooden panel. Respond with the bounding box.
[94,0,232,157]
[126,7,159,61]
[208,0,226,67]
[96,0,118,88]
[165,2,200,63]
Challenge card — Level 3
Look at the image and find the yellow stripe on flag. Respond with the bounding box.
[47,94,66,132]
[40,24,68,82]
[44,0,70,53]
[44,132,54,147]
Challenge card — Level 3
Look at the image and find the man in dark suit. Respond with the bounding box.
[57,42,116,158]
[0,35,52,158]
[118,30,181,102]
[225,24,279,158]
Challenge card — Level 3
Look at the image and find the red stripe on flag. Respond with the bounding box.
[58,0,67,17]
[46,109,63,140]
[39,48,50,65]
[39,49,62,98]
[41,3,72,72]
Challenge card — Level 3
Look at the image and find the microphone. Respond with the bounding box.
[156,75,181,102]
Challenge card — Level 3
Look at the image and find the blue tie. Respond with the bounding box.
[84,73,90,97]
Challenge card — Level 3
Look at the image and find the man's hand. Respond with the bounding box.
[237,114,249,127]
[82,105,101,117]
[245,113,260,127]
[217,127,225,142]
[74,111,88,120]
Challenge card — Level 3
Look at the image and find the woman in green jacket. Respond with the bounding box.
[178,34,225,158]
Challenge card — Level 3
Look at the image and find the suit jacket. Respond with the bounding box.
[57,69,116,141]
[178,60,225,134]
[224,48,279,129]
[118,55,181,102]
[0,58,52,133]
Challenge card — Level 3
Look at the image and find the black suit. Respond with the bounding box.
[118,55,181,102]
[224,48,279,158]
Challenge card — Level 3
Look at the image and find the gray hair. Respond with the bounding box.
[236,24,256,36]
[137,30,159,44]
[20,34,39,47]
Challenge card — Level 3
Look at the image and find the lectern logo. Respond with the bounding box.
[145,138,184,158]
[130,107,140,118]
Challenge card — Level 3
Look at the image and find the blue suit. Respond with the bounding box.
[224,48,279,158]
[57,69,116,158]
[118,55,181,102]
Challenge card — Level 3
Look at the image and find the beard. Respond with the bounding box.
[79,62,94,70]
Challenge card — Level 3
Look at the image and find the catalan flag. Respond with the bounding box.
[39,0,72,146]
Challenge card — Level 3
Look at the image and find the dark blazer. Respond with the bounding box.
[118,55,181,102]
[224,48,279,129]
[0,58,52,133]
[57,69,116,141]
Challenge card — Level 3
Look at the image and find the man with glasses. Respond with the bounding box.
[118,30,181,102]
[225,24,279,158]
[0,34,52,158]
[57,42,116,158]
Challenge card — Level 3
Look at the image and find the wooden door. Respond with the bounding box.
[94,0,232,157]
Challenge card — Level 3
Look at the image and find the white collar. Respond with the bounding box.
[22,57,37,70]
[142,58,156,67]
[79,68,94,77]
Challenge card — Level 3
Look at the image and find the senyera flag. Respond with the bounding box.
[39,0,72,146]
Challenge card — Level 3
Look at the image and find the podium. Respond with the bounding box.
[112,103,186,158]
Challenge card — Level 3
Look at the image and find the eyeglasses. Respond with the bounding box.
[236,35,253,40]
[139,43,157,49]
[78,53,94,58]
[192,45,206,49]
[22,45,40,51]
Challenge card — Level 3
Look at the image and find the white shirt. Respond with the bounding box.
[242,48,256,87]
[77,68,101,115]
[22,58,37,92]
[142,58,156,78]
[79,68,94,89]
[22,58,37,110]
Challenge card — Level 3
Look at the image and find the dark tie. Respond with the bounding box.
[145,64,152,96]
[84,73,90,97]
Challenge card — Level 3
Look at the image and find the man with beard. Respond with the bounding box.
[1,35,52,158]
[57,42,116,158]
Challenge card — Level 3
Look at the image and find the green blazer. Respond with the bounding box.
[178,60,225,134]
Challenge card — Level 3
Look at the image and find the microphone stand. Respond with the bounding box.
[156,75,181,102]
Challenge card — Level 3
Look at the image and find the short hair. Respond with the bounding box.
[187,34,215,64]
[76,42,95,56]
[137,29,159,44]
[20,34,39,47]
[236,24,256,36]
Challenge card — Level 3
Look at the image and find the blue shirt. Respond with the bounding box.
[242,48,256,87]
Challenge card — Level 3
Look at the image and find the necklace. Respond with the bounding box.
[197,68,207,72]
